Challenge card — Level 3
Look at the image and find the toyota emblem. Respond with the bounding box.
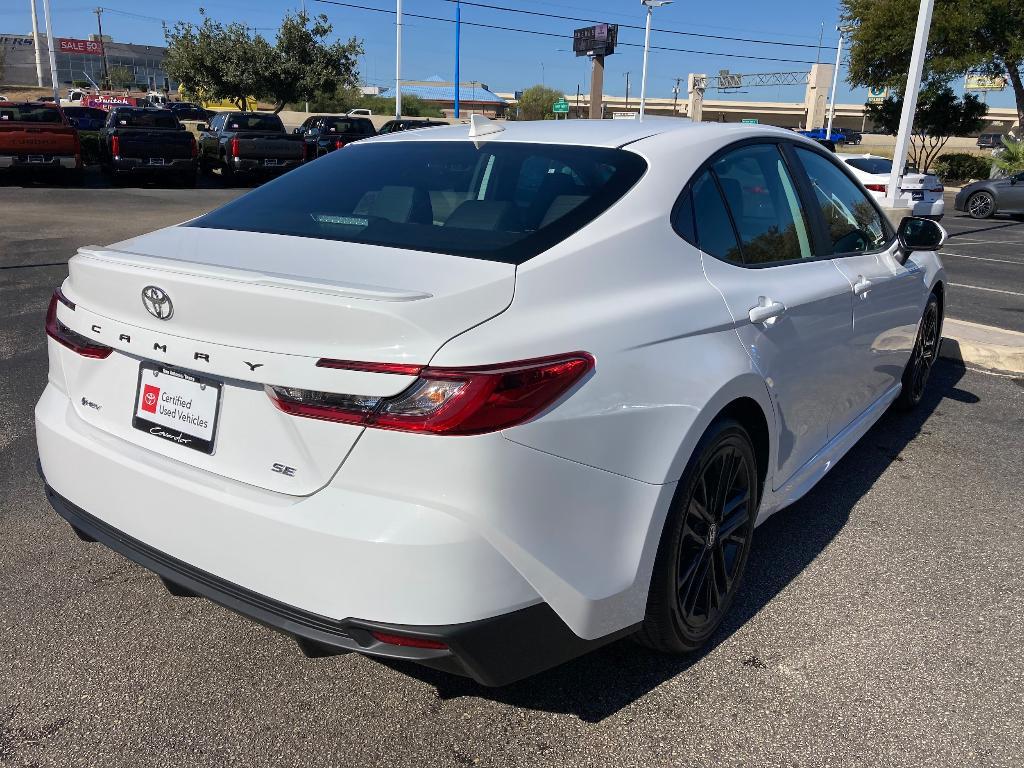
[141,286,173,320]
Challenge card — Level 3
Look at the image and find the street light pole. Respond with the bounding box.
[624,71,630,109]
[454,0,460,119]
[825,26,850,138]
[639,0,671,120]
[887,0,935,207]
[29,0,44,87]
[41,0,60,103]
[393,0,401,118]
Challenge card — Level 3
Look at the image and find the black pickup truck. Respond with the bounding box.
[294,115,376,158]
[198,112,305,181]
[100,107,198,186]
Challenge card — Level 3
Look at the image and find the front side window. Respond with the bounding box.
[712,144,813,265]
[188,141,647,264]
[795,147,888,255]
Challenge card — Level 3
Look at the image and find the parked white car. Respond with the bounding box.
[839,153,945,219]
[37,118,947,685]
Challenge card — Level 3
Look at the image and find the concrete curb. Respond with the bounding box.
[940,318,1024,374]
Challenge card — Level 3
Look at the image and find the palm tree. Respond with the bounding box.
[993,132,1024,176]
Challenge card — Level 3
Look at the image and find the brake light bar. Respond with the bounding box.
[270,352,595,436]
[45,289,112,359]
[111,135,120,159]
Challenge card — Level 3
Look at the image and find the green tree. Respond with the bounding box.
[517,85,565,121]
[993,134,1024,175]
[107,65,135,90]
[866,83,988,172]
[262,11,362,113]
[164,11,269,110]
[842,0,1024,126]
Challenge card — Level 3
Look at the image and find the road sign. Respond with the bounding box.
[553,99,570,114]
[573,24,618,57]
[867,86,888,104]
[741,118,758,124]
[966,74,1006,91]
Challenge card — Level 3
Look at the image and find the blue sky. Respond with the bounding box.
[5,0,1015,108]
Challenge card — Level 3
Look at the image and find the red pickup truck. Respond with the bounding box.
[0,102,81,178]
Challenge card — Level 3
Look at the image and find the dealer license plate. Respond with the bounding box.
[132,363,222,454]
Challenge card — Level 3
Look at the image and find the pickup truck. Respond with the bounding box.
[797,127,846,143]
[295,115,376,158]
[0,102,81,179]
[198,111,305,181]
[100,107,198,186]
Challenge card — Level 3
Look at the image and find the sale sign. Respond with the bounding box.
[57,38,104,55]
[82,95,140,110]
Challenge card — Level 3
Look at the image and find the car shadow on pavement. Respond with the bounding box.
[946,219,1024,238]
[381,359,978,722]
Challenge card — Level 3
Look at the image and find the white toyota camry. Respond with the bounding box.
[36,117,947,685]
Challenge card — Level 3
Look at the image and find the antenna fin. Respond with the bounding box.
[468,114,504,138]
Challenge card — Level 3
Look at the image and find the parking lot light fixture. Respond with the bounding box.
[639,0,672,120]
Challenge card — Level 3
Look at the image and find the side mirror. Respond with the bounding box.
[897,216,946,256]
[196,122,208,132]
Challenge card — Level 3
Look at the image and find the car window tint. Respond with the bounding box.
[0,105,62,123]
[795,147,887,255]
[672,188,695,244]
[691,171,742,263]
[845,157,892,174]
[188,142,647,265]
[712,144,812,264]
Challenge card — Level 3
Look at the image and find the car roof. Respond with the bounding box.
[362,117,805,149]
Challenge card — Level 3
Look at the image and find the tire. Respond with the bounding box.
[966,190,995,219]
[636,418,760,654]
[896,292,941,410]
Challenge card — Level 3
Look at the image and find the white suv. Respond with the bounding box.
[36,118,946,685]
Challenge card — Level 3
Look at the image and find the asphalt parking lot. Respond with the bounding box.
[2,180,1023,767]
[938,191,1024,332]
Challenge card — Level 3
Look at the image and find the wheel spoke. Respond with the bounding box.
[719,494,750,540]
[680,550,711,618]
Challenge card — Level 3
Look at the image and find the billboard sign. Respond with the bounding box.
[57,37,104,56]
[867,86,888,104]
[573,24,618,57]
[82,94,140,110]
[965,74,1006,91]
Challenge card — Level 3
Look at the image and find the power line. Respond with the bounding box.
[312,0,825,65]
[434,0,840,51]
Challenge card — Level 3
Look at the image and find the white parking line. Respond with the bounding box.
[948,282,1024,297]
[943,251,1024,265]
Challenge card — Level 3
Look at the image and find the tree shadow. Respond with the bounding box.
[380,359,976,721]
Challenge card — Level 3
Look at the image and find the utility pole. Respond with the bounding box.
[41,0,59,103]
[825,26,850,138]
[624,71,630,109]
[395,0,403,118]
[302,0,309,112]
[575,83,580,118]
[672,77,681,115]
[589,55,604,119]
[887,0,935,207]
[93,7,109,89]
[453,0,461,118]
[29,0,44,86]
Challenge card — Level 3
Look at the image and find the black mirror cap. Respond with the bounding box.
[897,216,945,252]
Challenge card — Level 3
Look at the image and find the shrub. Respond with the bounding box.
[77,131,102,165]
[933,153,990,182]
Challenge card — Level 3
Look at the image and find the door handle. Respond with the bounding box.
[748,297,787,325]
[853,275,873,296]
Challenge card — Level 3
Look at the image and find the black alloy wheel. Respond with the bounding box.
[897,293,941,410]
[638,419,759,653]
[967,191,995,219]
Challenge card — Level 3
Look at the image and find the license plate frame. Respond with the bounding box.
[911,191,924,201]
[264,158,282,166]
[147,157,166,166]
[132,362,223,454]
[26,154,45,164]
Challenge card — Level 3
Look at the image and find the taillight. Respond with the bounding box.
[111,135,120,158]
[190,134,198,158]
[864,183,886,192]
[268,352,594,436]
[45,289,112,359]
[230,136,240,158]
[334,138,345,150]
[929,185,944,193]
[370,631,448,650]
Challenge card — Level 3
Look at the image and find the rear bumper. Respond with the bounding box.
[232,156,302,173]
[0,154,78,170]
[110,157,196,173]
[42,483,630,685]
[910,197,944,218]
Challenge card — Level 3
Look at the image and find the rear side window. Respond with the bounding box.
[711,144,812,264]
[691,171,742,263]
[115,110,180,129]
[188,141,647,264]
[845,157,892,174]
[794,147,888,255]
[225,114,283,132]
[0,105,62,123]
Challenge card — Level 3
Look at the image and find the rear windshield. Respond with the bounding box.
[846,157,892,174]
[0,105,62,123]
[114,110,180,129]
[321,117,373,134]
[188,141,647,264]
[225,114,283,132]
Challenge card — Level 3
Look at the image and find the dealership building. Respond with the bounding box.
[1,32,176,92]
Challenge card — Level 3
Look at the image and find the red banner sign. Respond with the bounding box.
[57,38,104,56]
[82,95,140,110]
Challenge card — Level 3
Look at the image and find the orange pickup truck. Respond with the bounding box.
[0,102,81,178]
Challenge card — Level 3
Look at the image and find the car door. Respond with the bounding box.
[791,146,925,428]
[200,113,223,161]
[689,142,856,488]
[997,173,1024,212]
